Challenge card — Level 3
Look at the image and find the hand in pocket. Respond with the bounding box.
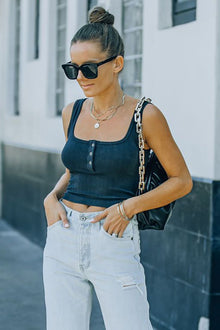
[44,195,70,228]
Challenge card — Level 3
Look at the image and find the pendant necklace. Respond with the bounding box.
[92,104,118,118]
[90,93,126,129]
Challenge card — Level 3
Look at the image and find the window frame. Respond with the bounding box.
[87,0,97,11]
[55,0,67,116]
[34,0,40,59]
[121,0,143,98]
[27,0,40,61]
[14,0,21,116]
[172,0,197,26]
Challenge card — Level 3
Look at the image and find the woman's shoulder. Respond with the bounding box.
[142,98,166,125]
[62,101,75,116]
[61,98,85,120]
[61,98,87,140]
[61,101,75,141]
[141,98,171,146]
[128,95,162,122]
[62,100,75,124]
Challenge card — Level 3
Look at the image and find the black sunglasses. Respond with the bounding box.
[61,55,117,80]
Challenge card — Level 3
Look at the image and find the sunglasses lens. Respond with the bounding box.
[81,64,97,79]
[62,65,78,79]
[62,63,98,79]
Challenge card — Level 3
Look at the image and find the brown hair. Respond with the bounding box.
[70,6,124,58]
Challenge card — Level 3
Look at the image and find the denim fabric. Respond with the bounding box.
[43,199,153,330]
[61,99,151,208]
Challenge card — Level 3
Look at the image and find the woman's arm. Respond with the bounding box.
[43,102,74,226]
[43,171,70,205]
[43,102,74,204]
[124,102,193,218]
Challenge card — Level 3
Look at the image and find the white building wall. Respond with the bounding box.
[0,0,4,216]
[143,0,217,180]
[1,0,87,154]
[0,0,219,180]
[214,0,220,179]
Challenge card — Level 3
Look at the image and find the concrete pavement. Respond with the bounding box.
[0,218,105,330]
[0,219,46,330]
[0,218,156,330]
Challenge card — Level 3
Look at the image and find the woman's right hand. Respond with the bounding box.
[43,193,70,228]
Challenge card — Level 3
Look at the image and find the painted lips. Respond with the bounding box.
[81,84,94,89]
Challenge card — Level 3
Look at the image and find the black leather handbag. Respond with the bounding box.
[134,97,176,230]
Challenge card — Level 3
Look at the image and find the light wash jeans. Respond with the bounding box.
[43,198,153,330]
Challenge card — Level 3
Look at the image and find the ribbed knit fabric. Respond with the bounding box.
[61,98,150,207]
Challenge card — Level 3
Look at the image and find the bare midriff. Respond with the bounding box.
[61,198,106,213]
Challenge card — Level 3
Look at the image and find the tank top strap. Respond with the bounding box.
[67,98,87,137]
[138,99,150,122]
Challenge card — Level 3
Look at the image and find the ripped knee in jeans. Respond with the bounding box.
[117,275,144,296]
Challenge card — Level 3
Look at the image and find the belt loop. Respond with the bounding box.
[69,210,72,217]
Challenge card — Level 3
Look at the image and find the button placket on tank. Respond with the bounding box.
[87,141,96,172]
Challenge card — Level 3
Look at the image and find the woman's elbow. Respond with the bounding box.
[182,175,193,196]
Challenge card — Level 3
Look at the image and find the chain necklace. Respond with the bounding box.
[90,93,126,129]
[92,103,119,118]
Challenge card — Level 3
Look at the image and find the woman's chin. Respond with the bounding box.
[82,90,98,98]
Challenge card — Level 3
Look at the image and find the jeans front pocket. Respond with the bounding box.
[47,219,62,231]
[100,220,134,241]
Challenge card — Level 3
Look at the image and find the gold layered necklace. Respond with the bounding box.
[90,93,126,129]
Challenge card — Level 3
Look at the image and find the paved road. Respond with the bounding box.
[0,219,105,330]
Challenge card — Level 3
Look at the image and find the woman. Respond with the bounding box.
[43,6,193,330]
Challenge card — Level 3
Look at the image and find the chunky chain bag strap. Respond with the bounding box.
[134,96,176,230]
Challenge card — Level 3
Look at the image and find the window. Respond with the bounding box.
[121,0,143,98]
[88,0,97,11]
[173,0,197,26]
[34,0,40,58]
[28,0,40,60]
[14,0,21,115]
[55,0,67,116]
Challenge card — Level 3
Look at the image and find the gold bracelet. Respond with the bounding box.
[119,201,132,221]
[117,203,125,220]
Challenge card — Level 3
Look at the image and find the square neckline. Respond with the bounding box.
[72,98,136,145]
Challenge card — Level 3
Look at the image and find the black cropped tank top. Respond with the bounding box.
[61,98,150,207]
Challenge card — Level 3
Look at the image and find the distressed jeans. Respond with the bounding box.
[43,198,153,330]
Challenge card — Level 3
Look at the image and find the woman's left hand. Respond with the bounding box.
[91,203,131,238]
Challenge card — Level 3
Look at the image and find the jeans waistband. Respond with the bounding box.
[59,198,104,222]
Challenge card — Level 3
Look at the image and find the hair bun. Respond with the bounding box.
[88,6,114,25]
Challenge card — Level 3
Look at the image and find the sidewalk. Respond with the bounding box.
[0,219,46,330]
[0,219,105,330]
[0,218,155,330]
